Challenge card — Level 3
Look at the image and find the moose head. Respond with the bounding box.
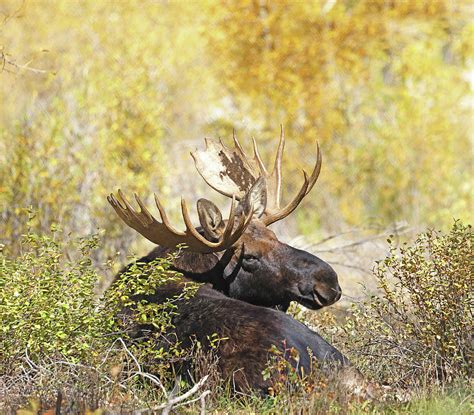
[108,128,341,311]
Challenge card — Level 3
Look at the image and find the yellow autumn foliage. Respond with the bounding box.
[0,0,472,256]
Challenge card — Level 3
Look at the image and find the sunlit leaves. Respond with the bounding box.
[205,0,473,230]
[341,221,473,387]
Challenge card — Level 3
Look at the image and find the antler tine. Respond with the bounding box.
[239,204,255,232]
[275,125,285,170]
[305,141,322,196]
[180,195,252,250]
[108,193,131,224]
[181,198,219,247]
[262,140,322,226]
[262,171,310,226]
[109,191,160,243]
[225,204,255,247]
[233,129,247,159]
[220,195,237,242]
[251,136,267,175]
[134,193,154,223]
[154,193,183,235]
[272,125,285,208]
[117,190,147,227]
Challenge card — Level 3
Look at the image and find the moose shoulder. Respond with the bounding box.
[109,129,349,391]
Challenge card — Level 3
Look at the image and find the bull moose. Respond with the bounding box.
[108,129,352,391]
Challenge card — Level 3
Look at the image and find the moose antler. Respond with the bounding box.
[107,190,253,253]
[191,127,322,226]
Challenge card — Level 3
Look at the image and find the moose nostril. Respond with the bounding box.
[313,284,341,305]
[313,286,330,305]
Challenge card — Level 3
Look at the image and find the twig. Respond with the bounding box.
[116,337,141,372]
[150,375,209,415]
[0,51,50,74]
[172,390,211,412]
[114,337,168,397]
[326,261,373,275]
[305,223,412,254]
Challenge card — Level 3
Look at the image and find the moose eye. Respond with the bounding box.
[243,254,258,263]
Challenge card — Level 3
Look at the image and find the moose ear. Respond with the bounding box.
[197,198,225,241]
[244,177,267,218]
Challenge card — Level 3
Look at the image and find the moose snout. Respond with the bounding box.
[313,281,342,306]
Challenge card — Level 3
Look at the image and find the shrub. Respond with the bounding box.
[0,225,198,411]
[342,220,473,388]
[0,226,111,368]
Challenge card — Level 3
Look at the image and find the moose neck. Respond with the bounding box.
[152,246,233,294]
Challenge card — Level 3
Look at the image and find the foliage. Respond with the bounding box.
[0,0,214,259]
[205,0,473,230]
[262,343,306,396]
[0,226,199,411]
[0,225,111,367]
[1,0,472,255]
[0,218,472,412]
[340,220,473,387]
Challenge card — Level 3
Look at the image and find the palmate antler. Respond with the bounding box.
[191,127,322,226]
[108,128,320,251]
[107,190,253,253]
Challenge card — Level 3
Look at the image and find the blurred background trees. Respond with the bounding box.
[1,0,472,264]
